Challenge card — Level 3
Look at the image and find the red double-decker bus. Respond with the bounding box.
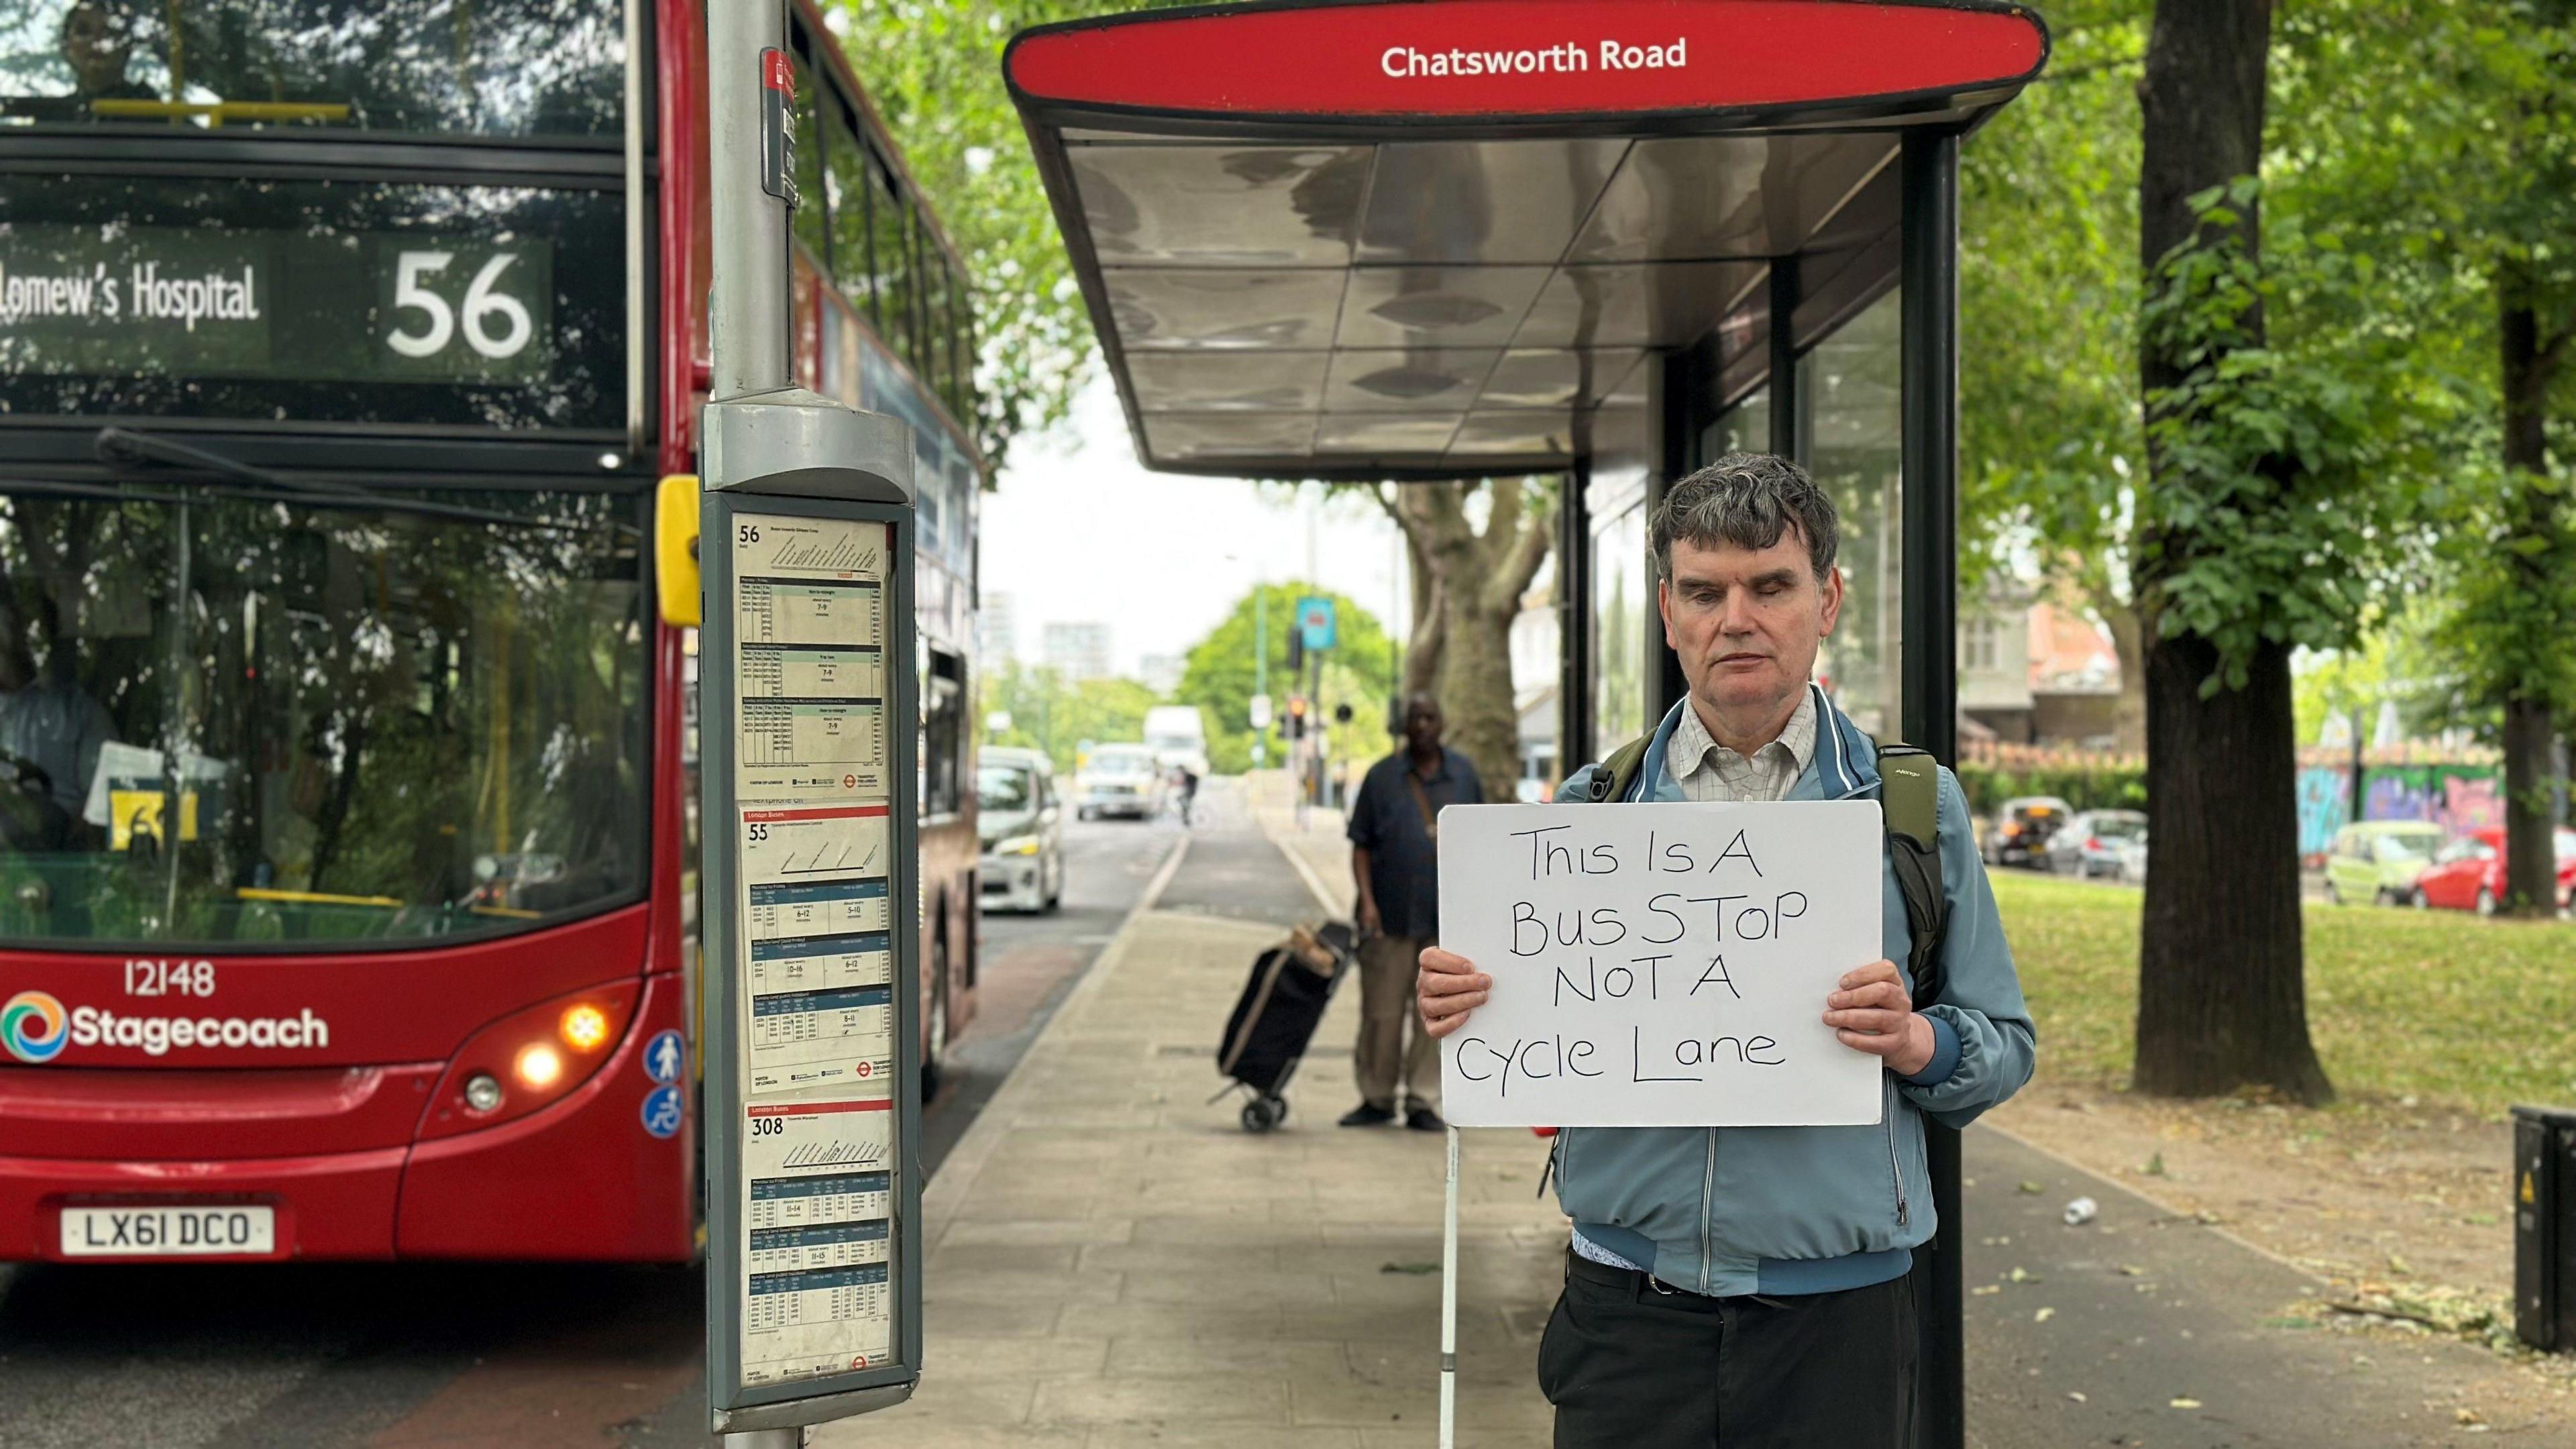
[0,0,981,1263]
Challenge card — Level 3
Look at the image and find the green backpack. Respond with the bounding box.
[1580,736,1951,1008]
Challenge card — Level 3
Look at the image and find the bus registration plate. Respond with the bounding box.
[59,1205,276,1257]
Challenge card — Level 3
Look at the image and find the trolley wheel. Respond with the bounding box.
[1240,1097,1285,1134]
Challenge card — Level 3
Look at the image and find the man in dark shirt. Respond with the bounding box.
[1342,692,1481,1130]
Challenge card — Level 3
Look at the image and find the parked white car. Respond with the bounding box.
[977,747,1064,913]
[1076,743,1167,821]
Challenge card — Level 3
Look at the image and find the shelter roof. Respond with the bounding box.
[1006,0,2047,479]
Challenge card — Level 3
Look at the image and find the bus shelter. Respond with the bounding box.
[1005,1,2049,1441]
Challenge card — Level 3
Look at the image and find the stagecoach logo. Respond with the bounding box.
[3,990,68,1064]
[1,989,331,1062]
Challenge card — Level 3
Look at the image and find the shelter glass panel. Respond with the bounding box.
[1703,386,1770,460]
[1804,290,1902,738]
[1590,495,1648,751]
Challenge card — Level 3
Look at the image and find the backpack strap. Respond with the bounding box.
[1874,742,1949,1009]
[1582,736,1652,804]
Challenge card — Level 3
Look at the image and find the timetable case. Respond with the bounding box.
[702,492,924,1428]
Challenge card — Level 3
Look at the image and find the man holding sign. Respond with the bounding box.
[1417,454,2033,1447]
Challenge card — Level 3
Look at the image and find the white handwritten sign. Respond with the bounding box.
[1435,801,1886,1128]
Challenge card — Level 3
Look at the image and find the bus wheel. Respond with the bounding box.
[922,935,951,1102]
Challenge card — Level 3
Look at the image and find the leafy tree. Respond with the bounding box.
[2294,1,2576,915]
[2130,1,2328,1106]
[1961,0,2151,748]
[820,0,1195,472]
[1172,584,1398,777]
[980,660,1162,776]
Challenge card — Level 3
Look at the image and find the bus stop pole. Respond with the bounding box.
[708,0,790,403]
[1898,127,1964,1449]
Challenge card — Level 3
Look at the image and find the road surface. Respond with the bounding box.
[0,804,1183,1449]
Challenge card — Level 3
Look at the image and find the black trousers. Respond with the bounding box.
[1538,1252,1917,1449]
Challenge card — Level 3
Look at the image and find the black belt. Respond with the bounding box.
[1566,1249,1805,1309]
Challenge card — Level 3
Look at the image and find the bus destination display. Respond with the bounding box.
[0,224,554,384]
[728,515,902,1389]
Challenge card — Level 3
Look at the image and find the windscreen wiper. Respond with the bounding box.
[93,427,578,531]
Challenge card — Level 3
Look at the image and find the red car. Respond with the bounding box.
[2412,827,2576,916]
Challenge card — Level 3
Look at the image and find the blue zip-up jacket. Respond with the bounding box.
[1550,685,2036,1297]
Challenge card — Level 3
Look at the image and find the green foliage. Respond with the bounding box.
[2133,178,2445,693]
[1959,1,2149,604]
[2270,1,2576,735]
[2430,460,2576,724]
[1956,761,2146,817]
[820,1,1197,472]
[980,660,1163,775]
[1173,583,1398,775]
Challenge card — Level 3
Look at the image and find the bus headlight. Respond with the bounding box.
[421,979,641,1140]
[515,1042,564,1089]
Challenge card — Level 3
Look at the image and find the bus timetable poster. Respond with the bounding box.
[727,513,904,1389]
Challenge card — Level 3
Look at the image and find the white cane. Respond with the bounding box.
[1439,1124,1460,1449]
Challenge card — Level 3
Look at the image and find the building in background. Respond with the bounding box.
[1957,593,2035,743]
[979,590,1019,665]
[1042,621,1113,683]
[2026,600,2123,746]
[1137,653,1185,696]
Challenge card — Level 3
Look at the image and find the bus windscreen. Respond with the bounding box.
[0,486,649,948]
[1,0,624,136]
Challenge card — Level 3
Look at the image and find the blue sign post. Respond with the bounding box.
[1295,596,1336,652]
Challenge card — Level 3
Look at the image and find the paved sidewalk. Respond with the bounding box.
[822,800,1564,1448]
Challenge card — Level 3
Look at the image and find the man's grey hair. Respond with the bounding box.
[1650,451,1840,584]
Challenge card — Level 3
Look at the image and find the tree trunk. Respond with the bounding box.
[1397,480,1554,804]
[2132,0,2331,1104]
[2135,635,2332,1099]
[2088,587,2148,754]
[2496,286,2566,916]
[1405,535,1446,702]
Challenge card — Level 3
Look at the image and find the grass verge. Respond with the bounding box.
[1989,872,2576,1114]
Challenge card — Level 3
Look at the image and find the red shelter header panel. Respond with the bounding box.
[1008,0,2045,120]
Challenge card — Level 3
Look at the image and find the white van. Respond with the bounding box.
[1142,704,1210,777]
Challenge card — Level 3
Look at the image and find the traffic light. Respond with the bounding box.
[1285,695,1308,739]
[1285,630,1305,674]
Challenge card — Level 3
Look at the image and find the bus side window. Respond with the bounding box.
[924,648,964,818]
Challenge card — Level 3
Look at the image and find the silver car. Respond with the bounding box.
[977,747,1064,914]
[2045,809,2147,877]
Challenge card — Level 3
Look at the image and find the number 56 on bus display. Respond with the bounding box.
[378,243,553,382]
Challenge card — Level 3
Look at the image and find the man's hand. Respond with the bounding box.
[1415,947,1490,1040]
[1824,959,1935,1077]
